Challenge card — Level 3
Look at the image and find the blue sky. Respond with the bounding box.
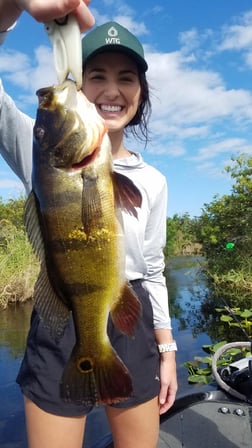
[1,0,252,217]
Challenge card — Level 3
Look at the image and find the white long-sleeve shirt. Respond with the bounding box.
[0,79,171,329]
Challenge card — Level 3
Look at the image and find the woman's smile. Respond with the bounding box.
[98,103,124,116]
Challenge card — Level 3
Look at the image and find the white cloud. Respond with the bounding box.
[219,10,252,51]
[147,50,252,139]
[219,24,252,51]
[147,141,186,157]
[5,46,56,92]
[217,9,252,70]
[90,7,148,37]
[0,49,30,72]
[113,16,148,36]
[190,138,252,162]
[0,178,24,195]
[178,28,200,53]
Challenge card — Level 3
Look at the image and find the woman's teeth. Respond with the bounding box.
[100,105,122,112]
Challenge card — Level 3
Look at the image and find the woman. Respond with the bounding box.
[0,3,177,448]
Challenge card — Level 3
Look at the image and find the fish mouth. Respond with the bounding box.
[71,125,107,170]
[71,147,99,170]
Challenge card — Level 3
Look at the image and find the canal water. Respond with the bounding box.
[0,256,211,447]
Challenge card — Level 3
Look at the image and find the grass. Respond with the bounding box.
[0,220,39,309]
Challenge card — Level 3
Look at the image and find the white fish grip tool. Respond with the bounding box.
[45,14,82,89]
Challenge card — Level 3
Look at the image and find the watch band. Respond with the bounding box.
[157,341,177,353]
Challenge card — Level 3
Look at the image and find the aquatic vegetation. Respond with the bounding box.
[184,340,251,385]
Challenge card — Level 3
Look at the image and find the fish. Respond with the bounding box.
[25,80,142,406]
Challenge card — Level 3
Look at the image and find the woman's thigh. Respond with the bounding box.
[106,397,160,448]
[24,397,87,448]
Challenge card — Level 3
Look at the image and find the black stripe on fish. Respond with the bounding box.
[48,233,112,252]
[60,282,103,296]
[42,190,83,208]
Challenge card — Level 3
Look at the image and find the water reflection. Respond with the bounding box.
[166,256,212,392]
[167,256,252,344]
[0,303,31,447]
[0,302,32,356]
[167,256,207,334]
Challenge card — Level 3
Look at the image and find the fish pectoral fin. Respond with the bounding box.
[110,283,142,336]
[60,345,132,405]
[81,176,102,234]
[34,262,70,339]
[24,191,45,260]
[112,172,142,218]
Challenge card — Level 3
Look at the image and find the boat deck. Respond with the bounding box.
[1,386,251,447]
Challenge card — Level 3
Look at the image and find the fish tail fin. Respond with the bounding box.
[95,348,132,404]
[60,352,97,407]
[110,283,142,336]
[61,345,132,405]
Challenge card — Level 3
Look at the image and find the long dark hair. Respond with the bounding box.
[125,71,152,146]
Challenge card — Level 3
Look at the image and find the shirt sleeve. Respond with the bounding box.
[0,79,34,194]
[142,177,172,330]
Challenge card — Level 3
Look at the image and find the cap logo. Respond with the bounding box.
[105,26,121,45]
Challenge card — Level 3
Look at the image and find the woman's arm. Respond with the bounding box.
[142,172,178,413]
[0,81,34,193]
[142,174,171,328]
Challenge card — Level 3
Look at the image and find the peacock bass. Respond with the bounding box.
[25,80,142,406]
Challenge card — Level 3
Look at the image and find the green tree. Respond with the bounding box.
[165,213,200,257]
[197,154,252,299]
[0,196,26,229]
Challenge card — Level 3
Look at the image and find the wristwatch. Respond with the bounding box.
[157,341,178,353]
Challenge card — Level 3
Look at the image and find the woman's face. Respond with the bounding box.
[82,52,141,133]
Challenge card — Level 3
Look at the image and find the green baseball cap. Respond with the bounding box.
[82,21,148,72]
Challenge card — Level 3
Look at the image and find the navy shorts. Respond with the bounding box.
[16,280,160,416]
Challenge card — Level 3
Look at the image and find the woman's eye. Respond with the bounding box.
[91,75,104,80]
[120,76,136,83]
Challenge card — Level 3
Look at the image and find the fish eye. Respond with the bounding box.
[35,126,46,141]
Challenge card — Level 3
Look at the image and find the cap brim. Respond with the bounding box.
[84,45,148,72]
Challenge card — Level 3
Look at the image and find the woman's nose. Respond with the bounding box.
[104,81,120,98]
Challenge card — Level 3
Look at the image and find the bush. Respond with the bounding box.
[0,219,39,309]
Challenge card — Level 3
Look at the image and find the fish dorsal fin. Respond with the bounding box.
[24,191,45,260]
[110,283,142,336]
[25,192,69,339]
[34,262,70,339]
[112,172,142,218]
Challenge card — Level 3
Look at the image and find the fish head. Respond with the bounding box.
[33,80,108,170]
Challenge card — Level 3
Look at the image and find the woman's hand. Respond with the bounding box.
[158,351,178,415]
[0,0,94,33]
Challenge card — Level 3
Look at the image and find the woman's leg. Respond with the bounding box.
[106,397,160,448]
[24,397,87,448]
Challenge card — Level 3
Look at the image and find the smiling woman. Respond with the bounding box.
[0,10,177,448]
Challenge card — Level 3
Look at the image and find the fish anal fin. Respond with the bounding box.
[110,283,142,336]
[113,172,142,218]
[34,262,70,339]
[61,345,132,405]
